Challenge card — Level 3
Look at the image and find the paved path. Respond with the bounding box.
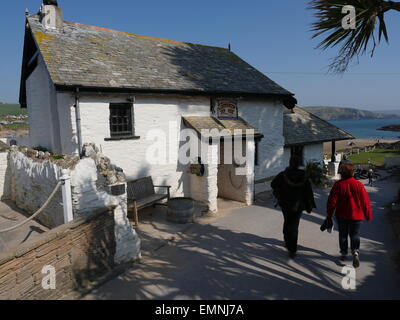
[84,177,400,300]
[0,200,48,251]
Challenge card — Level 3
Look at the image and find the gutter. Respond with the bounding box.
[55,84,295,102]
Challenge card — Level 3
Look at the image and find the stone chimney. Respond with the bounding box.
[40,0,63,31]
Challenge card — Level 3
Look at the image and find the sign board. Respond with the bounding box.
[216,99,238,119]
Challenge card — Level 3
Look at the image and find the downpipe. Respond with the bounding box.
[74,87,83,157]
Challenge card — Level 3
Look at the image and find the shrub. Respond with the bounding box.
[305,161,328,186]
[50,154,65,160]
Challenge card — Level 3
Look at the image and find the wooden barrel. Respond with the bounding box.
[167,198,195,224]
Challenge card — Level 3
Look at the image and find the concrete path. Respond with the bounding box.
[83,176,400,300]
[0,200,48,252]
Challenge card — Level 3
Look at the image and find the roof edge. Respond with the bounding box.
[284,137,354,147]
[295,106,355,139]
[54,84,295,99]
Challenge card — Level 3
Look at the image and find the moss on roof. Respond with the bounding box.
[27,15,293,96]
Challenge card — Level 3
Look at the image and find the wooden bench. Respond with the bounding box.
[127,176,171,226]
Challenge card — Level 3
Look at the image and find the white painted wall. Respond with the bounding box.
[0,152,8,200]
[303,143,324,165]
[282,143,324,170]
[7,149,64,227]
[55,93,286,204]
[218,139,254,205]
[26,56,61,153]
[58,94,213,199]
[238,100,285,194]
[6,148,140,262]
[56,93,78,156]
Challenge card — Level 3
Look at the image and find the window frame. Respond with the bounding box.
[105,102,140,141]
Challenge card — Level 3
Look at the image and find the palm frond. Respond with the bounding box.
[308,0,391,73]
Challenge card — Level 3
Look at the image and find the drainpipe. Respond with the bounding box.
[74,87,83,157]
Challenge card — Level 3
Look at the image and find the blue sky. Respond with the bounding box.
[1,0,399,110]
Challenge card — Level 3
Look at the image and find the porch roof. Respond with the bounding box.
[182,116,263,139]
[284,107,354,146]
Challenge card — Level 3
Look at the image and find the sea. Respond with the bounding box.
[328,119,400,140]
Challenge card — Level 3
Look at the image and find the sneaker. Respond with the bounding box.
[289,251,297,259]
[353,252,360,268]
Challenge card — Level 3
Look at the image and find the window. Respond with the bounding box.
[290,145,304,166]
[108,103,134,139]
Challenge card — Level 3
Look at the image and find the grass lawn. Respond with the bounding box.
[0,104,27,116]
[0,123,29,131]
[349,149,400,166]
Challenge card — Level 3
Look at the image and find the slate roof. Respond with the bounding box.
[26,15,293,97]
[283,107,354,146]
[183,116,262,139]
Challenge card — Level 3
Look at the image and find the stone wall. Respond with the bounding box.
[0,208,115,300]
[6,147,79,228]
[5,145,141,264]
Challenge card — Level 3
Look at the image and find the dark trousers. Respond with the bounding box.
[282,209,302,253]
[337,218,362,255]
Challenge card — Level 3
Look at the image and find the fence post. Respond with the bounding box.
[60,169,73,223]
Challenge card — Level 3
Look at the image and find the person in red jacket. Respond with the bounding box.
[327,162,372,268]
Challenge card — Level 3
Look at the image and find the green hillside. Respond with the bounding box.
[303,106,398,121]
[0,103,27,116]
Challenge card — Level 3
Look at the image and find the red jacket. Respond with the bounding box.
[327,177,372,221]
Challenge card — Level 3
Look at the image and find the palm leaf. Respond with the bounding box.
[308,0,391,73]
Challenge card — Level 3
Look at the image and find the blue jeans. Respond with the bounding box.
[337,219,362,255]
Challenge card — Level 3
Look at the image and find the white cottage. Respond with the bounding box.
[19,2,351,213]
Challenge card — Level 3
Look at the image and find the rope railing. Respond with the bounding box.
[0,181,63,233]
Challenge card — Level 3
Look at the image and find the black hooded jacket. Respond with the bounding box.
[271,167,316,213]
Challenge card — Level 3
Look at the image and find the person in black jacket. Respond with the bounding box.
[271,155,316,258]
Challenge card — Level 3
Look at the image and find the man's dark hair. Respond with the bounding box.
[289,155,302,169]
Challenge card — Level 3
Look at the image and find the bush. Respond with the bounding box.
[50,154,65,160]
[305,161,328,186]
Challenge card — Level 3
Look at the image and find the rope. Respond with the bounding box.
[0,181,63,233]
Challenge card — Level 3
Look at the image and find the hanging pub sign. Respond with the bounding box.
[216,99,238,119]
